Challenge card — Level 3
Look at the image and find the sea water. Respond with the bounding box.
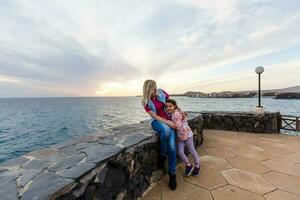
[0,96,299,163]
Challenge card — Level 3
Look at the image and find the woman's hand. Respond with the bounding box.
[147,111,176,129]
[163,119,176,129]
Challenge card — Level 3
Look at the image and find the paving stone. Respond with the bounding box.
[143,130,300,200]
[158,166,184,186]
[21,172,75,200]
[240,144,265,152]
[258,137,284,145]
[142,184,162,200]
[0,169,22,179]
[204,147,236,158]
[287,153,300,164]
[222,168,275,195]
[74,142,92,150]
[258,151,300,165]
[200,155,232,170]
[233,149,269,161]
[23,159,51,169]
[57,162,96,179]
[1,156,29,167]
[184,166,227,190]
[262,160,300,177]
[264,190,300,200]
[81,143,124,164]
[26,148,66,165]
[196,147,207,156]
[260,145,294,156]
[286,142,300,153]
[96,133,119,145]
[75,135,103,143]
[263,172,300,196]
[122,133,150,148]
[60,145,79,157]
[39,153,66,163]
[18,169,43,188]
[0,175,18,200]
[0,174,18,187]
[51,140,77,149]
[0,167,8,175]
[49,154,85,172]
[161,180,212,200]
[27,148,59,159]
[203,141,238,150]
[211,136,241,146]
[212,185,265,200]
[99,132,151,148]
[227,156,271,174]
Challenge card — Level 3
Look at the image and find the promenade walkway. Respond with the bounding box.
[142,129,300,200]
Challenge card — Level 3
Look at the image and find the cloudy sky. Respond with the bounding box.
[0,0,300,97]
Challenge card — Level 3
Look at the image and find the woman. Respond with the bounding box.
[141,79,177,190]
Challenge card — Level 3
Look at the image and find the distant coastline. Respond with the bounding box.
[170,85,300,99]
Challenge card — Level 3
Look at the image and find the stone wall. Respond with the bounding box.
[0,111,282,200]
[201,111,282,133]
[0,115,203,200]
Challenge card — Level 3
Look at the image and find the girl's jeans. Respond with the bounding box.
[151,120,177,175]
[178,137,200,167]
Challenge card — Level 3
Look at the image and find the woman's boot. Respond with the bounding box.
[168,173,177,190]
[158,155,166,169]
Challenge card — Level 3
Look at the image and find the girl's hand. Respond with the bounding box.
[182,111,188,120]
[177,107,187,120]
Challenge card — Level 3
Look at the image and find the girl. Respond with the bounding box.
[165,99,200,176]
[142,80,177,190]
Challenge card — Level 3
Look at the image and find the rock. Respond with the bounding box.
[95,167,108,184]
[81,143,124,164]
[21,172,75,200]
[1,157,29,168]
[116,189,127,200]
[150,170,163,184]
[56,163,96,179]
[17,169,43,189]
[201,111,281,133]
[23,159,51,170]
[49,154,85,172]
[0,175,18,200]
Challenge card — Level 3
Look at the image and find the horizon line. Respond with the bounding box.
[1,84,299,99]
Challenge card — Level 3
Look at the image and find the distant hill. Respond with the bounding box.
[170,85,300,98]
[269,85,300,93]
[231,85,300,94]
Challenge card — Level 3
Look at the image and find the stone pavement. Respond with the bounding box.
[142,129,300,200]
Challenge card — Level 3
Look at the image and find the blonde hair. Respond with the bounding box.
[142,79,157,106]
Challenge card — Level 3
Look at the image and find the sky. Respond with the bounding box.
[0,0,300,97]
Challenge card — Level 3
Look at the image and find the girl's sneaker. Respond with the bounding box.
[192,166,200,176]
[185,165,194,176]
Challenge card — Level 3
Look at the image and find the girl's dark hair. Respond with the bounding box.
[166,99,177,108]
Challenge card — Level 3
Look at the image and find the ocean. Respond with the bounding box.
[0,96,299,164]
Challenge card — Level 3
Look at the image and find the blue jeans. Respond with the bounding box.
[151,120,176,175]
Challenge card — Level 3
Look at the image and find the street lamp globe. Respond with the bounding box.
[254,65,265,113]
[255,66,264,74]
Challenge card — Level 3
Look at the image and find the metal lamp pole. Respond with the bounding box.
[255,66,264,108]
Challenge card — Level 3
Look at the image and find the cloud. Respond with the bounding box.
[0,0,300,97]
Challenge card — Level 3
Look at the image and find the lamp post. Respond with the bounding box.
[255,66,264,108]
